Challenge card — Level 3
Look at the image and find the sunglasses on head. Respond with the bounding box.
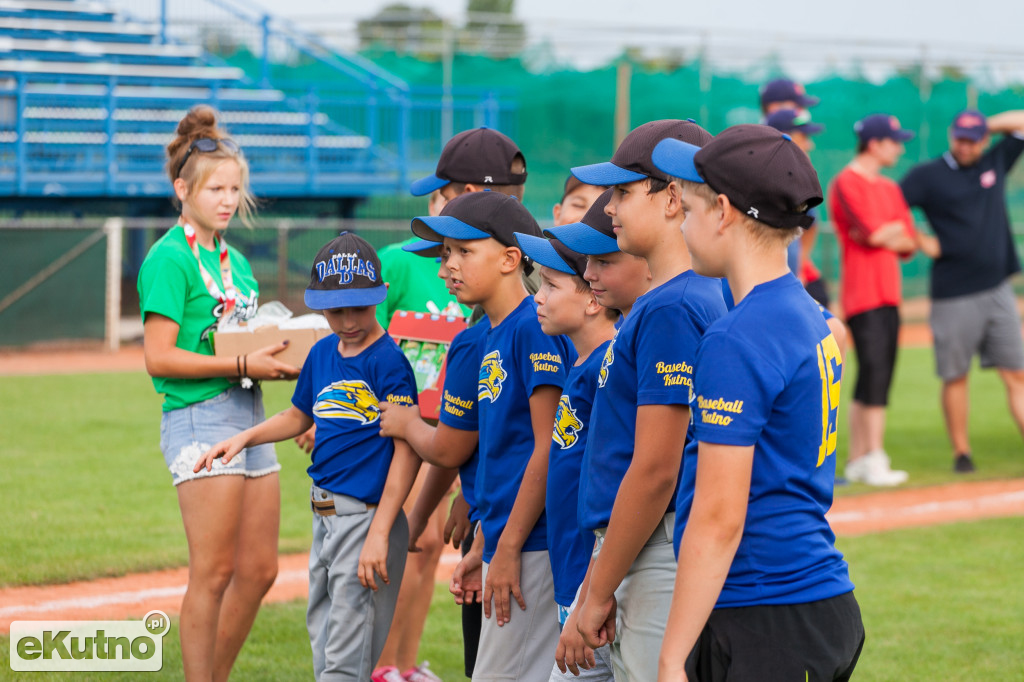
[176,137,240,178]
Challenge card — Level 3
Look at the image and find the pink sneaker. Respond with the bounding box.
[403,662,443,681]
[372,666,406,682]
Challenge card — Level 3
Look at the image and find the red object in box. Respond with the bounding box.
[388,310,468,419]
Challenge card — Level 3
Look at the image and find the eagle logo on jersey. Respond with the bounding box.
[478,351,507,402]
[552,394,583,449]
[598,342,614,388]
[313,380,380,424]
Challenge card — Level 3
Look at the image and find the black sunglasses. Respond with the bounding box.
[176,138,240,178]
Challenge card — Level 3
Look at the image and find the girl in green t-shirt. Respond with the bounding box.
[137,106,299,681]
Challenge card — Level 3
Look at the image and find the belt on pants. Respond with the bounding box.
[310,491,377,516]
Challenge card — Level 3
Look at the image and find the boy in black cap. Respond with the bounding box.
[569,120,728,682]
[195,232,421,682]
[652,125,863,682]
[410,127,528,201]
[410,191,575,681]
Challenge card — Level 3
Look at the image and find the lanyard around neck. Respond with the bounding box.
[181,222,236,321]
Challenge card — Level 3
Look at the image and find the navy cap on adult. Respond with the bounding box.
[951,109,988,141]
[571,119,712,186]
[545,188,619,255]
[409,127,527,196]
[305,231,387,309]
[513,232,588,280]
[411,190,542,247]
[652,124,822,229]
[760,78,820,111]
[764,108,825,136]
[854,114,915,144]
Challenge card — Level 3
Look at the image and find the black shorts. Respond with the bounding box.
[805,278,831,309]
[685,592,864,682]
[847,305,900,406]
[462,522,481,678]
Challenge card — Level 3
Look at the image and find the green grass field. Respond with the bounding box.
[2,346,1024,679]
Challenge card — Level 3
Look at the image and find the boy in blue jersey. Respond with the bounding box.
[410,190,575,681]
[513,231,618,682]
[547,188,652,320]
[567,120,728,682]
[378,238,489,680]
[195,232,421,682]
[652,125,864,681]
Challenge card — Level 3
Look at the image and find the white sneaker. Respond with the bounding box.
[844,450,908,486]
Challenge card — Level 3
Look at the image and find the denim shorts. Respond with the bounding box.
[160,385,281,486]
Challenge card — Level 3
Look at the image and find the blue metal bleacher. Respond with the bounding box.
[0,0,514,203]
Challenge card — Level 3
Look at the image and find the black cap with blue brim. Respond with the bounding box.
[304,231,387,309]
[651,124,822,230]
[571,119,712,187]
[513,232,588,279]
[411,190,542,248]
[544,187,618,255]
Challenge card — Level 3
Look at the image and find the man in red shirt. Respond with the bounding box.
[829,114,919,486]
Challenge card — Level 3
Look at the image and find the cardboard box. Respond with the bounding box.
[388,311,468,419]
[213,324,333,374]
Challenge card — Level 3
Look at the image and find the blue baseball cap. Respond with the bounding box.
[652,124,822,229]
[544,188,618,255]
[854,114,915,144]
[304,231,387,309]
[951,109,988,141]
[513,232,588,279]
[409,127,527,196]
[571,119,712,186]
[760,78,820,111]
[401,238,442,258]
[764,108,824,136]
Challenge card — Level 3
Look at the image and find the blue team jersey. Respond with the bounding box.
[292,333,417,503]
[579,271,727,531]
[546,341,609,607]
[476,297,575,562]
[674,273,854,607]
[439,317,489,522]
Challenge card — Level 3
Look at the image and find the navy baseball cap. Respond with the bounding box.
[411,190,542,247]
[760,78,819,110]
[545,188,618,255]
[951,109,988,141]
[854,114,915,144]
[652,124,822,229]
[409,127,527,196]
[513,232,588,279]
[764,108,824,136]
[571,119,712,186]
[305,231,387,309]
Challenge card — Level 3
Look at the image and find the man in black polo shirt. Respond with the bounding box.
[901,109,1024,473]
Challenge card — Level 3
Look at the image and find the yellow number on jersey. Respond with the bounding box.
[816,333,843,467]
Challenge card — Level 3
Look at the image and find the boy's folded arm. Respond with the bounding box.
[659,441,752,676]
[585,403,689,603]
